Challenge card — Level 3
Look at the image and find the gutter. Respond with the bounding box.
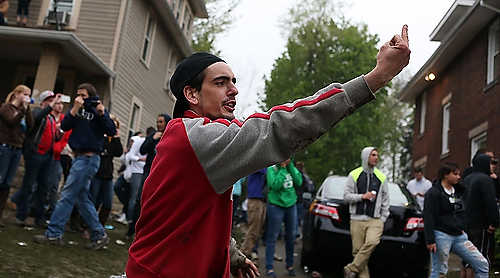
[480,0,500,13]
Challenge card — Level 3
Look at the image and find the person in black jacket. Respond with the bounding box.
[464,153,499,267]
[424,162,489,278]
[90,114,123,226]
[126,113,170,238]
[34,83,116,250]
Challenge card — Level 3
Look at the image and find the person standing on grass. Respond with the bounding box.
[0,85,33,227]
[34,83,116,250]
[126,25,411,278]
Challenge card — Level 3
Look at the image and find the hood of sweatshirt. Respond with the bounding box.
[472,153,491,175]
[361,146,376,173]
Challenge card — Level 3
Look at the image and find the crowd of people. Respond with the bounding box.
[0,82,172,251]
[406,149,500,278]
[230,158,315,277]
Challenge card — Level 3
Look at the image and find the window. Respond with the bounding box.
[487,18,500,84]
[441,103,451,155]
[470,132,487,163]
[141,13,156,66]
[164,50,177,90]
[127,98,142,144]
[419,92,426,135]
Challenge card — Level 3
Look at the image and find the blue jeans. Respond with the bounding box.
[15,151,53,222]
[113,175,130,214]
[90,177,113,210]
[46,154,104,241]
[127,173,143,221]
[0,144,22,189]
[265,203,297,270]
[47,160,63,213]
[430,230,489,278]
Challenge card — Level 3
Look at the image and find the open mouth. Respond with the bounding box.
[223,100,236,112]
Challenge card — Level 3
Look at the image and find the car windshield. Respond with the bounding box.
[319,176,410,207]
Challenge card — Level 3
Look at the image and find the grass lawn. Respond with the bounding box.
[0,211,130,278]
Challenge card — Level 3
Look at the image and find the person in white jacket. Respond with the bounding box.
[124,135,146,223]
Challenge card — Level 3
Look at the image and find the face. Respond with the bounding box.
[157,116,167,132]
[444,169,460,185]
[53,101,64,113]
[18,89,31,98]
[76,89,89,99]
[189,62,238,120]
[41,97,55,108]
[368,150,379,167]
[415,171,423,181]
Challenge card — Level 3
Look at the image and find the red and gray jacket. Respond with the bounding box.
[126,76,374,278]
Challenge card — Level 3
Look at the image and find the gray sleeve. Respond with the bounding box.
[186,76,375,194]
[379,179,390,222]
[344,175,363,203]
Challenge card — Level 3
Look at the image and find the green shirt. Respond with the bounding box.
[266,163,303,208]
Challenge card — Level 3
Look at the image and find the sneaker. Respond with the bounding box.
[33,234,64,246]
[115,213,128,225]
[250,251,259,261]
[287,267,297,276]
[273,254,283,261]
[343,266,357,278]
[86,233,110,250]
[265,270,277,278]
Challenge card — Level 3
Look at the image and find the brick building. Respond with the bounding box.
[398,0,500,179]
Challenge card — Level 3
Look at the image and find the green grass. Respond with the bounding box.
[0,217,130,278]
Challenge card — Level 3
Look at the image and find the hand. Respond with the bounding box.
[70,96,85,116]
[362,192,376,200]
[96,101,105,116]
[427,243,436,253]
[233,258,260,278]
[488,225,496,234]
[153,131,163,140]
[49,94,62,108]
[491,173,498,179]
[364,25,411,92]
[139,157,147,162]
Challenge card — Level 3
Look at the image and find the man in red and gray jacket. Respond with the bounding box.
[126,26,411,278]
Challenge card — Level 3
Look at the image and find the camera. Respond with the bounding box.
[84,96,100,107]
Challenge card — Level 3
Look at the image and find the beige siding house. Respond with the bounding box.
[0,0,207,143]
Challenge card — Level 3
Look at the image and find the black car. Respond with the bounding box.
[301,175,429,277]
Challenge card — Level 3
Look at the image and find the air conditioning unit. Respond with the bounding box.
[47,11,71,26]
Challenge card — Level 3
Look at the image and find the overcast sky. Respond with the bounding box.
[215,0,456,118]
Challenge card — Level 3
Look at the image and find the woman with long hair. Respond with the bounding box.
[0,85,33,227]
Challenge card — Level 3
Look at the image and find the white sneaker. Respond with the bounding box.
[115,213,127,225]
[250,252,259,260]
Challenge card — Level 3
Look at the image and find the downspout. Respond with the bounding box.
[480,0,500,13]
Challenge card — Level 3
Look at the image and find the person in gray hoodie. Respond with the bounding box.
[343,147,390,278]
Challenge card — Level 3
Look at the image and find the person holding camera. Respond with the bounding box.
[14,90,61,227]
[0,85,33,227]
[34,83,116,250]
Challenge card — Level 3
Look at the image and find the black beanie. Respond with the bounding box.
[170,52,225,118]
